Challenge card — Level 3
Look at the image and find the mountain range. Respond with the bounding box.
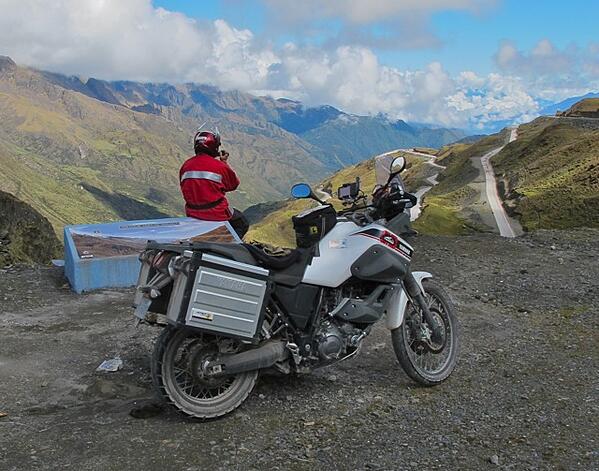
[0,56,467,233]
[39,67,467,168]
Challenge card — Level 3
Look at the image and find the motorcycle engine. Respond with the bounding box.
[316,320,345,361]
[315,318,366,362]
[313,286,372,363]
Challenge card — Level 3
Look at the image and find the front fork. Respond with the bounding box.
[403,272,443,343]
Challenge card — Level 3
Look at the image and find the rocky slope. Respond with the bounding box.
[0,189,60,266]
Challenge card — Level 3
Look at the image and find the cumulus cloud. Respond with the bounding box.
[493,39,599,100]
[0,0,590,131]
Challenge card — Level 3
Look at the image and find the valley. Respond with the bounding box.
[0,56,465,239]
[0,56,597,257]
[249,100,599,246]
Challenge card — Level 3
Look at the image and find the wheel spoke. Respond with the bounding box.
[163,333,248,402]
[403,291,454,376]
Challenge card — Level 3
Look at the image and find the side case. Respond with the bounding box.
[166,252,270,340]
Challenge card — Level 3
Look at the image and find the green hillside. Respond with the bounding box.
[247,151,435,246]
[563,98,599,118]
[413,131,509,235]
[0,58,326,234]
[492,118,599,230]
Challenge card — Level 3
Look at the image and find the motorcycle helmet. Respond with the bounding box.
[194,130,221,157]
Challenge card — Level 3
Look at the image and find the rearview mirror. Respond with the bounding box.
[291,183,312,199]
[390,156,406,175]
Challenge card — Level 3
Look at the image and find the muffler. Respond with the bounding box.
[204,341,289,377]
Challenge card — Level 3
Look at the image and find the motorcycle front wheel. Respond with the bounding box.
[152,327,258,419]
[392,280,460,385]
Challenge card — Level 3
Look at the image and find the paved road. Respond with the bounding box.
[480,128,518,237]
[405,153,446,221]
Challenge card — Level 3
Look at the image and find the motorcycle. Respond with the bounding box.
[132,156,459,419]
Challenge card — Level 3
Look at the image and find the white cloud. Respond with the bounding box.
[493,39,599,100]
[0,0,593,131]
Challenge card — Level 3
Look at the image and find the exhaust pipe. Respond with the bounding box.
[204,341,289,377]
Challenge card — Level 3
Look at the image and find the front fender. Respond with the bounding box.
[384,271,432,330]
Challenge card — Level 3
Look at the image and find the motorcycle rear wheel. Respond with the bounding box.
[152,326,258,419]
[392,280,459,385]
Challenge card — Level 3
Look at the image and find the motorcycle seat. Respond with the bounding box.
[243,244,301,270]
[243,244,312,287]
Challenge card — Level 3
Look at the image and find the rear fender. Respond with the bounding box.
[385,271,432,330]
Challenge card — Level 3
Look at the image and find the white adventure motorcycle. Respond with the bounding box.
[132,156,459,419]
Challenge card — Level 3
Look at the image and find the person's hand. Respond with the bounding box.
[219,150,229,163]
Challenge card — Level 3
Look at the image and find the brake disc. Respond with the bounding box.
[409,309,446,354]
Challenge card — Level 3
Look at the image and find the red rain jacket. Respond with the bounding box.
[179,153,240,221]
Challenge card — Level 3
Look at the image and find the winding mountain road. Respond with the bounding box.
[389,149,447,221]
[480,128,518,238]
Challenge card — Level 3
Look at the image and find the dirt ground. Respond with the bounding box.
[0,229,597,470]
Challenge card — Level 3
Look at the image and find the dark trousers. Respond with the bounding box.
[229,209,249,239]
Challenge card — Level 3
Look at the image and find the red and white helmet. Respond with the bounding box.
[194,128,221,157]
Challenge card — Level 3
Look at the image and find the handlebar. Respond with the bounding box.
[341,189,417,227]
[346,208,375,226]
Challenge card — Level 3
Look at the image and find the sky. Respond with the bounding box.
[0,0,598,130]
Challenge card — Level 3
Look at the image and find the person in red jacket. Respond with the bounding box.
[180,130,249,238]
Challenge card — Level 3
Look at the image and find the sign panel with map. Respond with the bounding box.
[68,217,240,259]
[64,217,242,293]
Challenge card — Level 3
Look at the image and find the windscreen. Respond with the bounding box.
[374,154,406,190]
[374,154,395,186]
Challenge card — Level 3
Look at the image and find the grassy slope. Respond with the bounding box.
[247,152,434,246]
[0,89,187,233]
[492,118,599,230]
[0,64,329,236]
[565,98,599,116]
[414,131,508,235]
[250,114,599,243]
